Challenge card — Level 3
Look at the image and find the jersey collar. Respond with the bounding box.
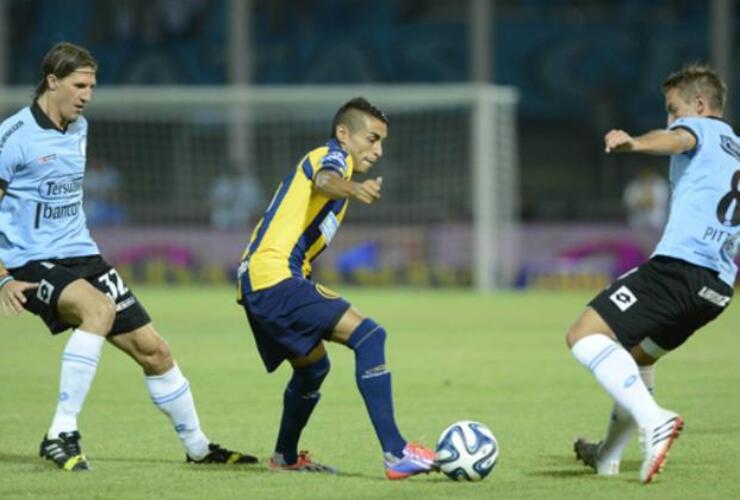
[31,99,68,133]
[326,138,346,153]
[707,116,740,135]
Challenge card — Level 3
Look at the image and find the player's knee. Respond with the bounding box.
[347,319,388,377]
[139,338,174,374]
[290,355,330,397]
[347,318,387,353]
[565,312,599,348]
[80,295,116,334]
[565,327,581,348]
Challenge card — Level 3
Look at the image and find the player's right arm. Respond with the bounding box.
[0,165,38,316]
[604,128,696,156]
[314,170,383,205]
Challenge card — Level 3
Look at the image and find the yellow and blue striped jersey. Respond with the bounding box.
[240,139,354,293]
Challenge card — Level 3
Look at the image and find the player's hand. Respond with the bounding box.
[352,176,383,204]
[604,129,637,153]
[0,279,37,316]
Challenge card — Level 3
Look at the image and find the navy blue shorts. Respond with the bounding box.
[239,277,350,372]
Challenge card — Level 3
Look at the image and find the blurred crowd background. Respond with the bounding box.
[1,0,736,288]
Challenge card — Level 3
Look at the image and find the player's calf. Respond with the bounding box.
[347,319,407,458]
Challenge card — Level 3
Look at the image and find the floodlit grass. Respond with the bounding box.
[1,286,738,499]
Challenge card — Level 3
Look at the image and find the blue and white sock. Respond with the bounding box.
[48,329,105,438]
[347,319,406,459]
[146,364,209,460]
[571,334,661,427]
[599,364,656,463]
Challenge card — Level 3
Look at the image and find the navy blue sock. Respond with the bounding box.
[347,319,406,458]
[275,355,330,464]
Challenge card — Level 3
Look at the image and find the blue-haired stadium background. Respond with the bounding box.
[3,0,738,290]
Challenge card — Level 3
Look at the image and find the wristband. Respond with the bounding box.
[0,274,14,290]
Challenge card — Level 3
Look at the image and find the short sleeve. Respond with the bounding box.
[0,119,26,190]
[669,117,702,152]
[318,148,349,176]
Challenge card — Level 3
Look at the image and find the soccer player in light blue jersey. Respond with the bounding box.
[566,65,737,484]
[0,42,257,471]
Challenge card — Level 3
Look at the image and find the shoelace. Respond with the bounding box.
[296,451,330,471]
[207,443,229,460]
[406,445,433,462]
[60,433,82,456]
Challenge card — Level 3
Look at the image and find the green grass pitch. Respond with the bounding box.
[1,286,738,499]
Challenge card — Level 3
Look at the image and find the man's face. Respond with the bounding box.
[50,67,96,124]
[664,87,699,125]
[338,114,388,174]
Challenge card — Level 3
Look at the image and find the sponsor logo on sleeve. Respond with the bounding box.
[0,120,24,156]
[323,151,347,171]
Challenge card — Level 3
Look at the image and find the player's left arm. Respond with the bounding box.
[604,128,696,156]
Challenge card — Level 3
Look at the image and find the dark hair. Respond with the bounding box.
[330,97,388,139]
[662,63,726,113]
[34,42,98,98]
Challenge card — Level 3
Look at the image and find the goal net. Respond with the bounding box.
[0,85,518,289]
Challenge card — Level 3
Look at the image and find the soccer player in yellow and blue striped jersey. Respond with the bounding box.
[237,98,437,479]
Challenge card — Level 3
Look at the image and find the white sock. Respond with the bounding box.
[599,364,656,463]
[145,364,209,459]
[571,334,661,427]
[639,365,655,395]
[48,329,105,438]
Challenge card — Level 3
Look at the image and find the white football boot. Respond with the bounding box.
[639,409,684,484]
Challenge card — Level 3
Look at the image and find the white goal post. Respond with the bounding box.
[0,84,519,290]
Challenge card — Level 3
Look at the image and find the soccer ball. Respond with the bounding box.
[435,420,499,481]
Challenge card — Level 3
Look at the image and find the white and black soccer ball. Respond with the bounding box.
[435,420,499,481]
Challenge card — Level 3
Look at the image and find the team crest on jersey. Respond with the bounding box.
[37,154,56,164]
[609,285,637,312]
[79,135,87,157]
[315,284,340,300]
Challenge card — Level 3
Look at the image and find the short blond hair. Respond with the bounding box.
[662,63,726,113]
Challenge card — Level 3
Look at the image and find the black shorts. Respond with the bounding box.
[589,256,733,354]
[8,255,151,336]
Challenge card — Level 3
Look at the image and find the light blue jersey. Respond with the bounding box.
[653,116,740,286]
[0,102,99,269]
